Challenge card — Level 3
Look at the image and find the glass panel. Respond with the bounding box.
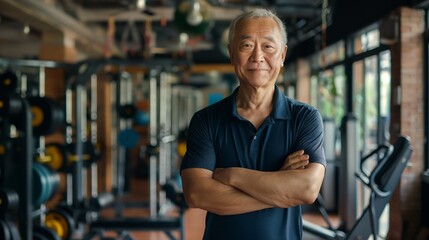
[315,66,346,126]
[310,75,318,107]
[353,28,380,55]
[333,66,346,126]
[363,56,378,153]
[379,50,391,142]
[378,50,391,238]
[353,60,364,151]
[309,40,345,69]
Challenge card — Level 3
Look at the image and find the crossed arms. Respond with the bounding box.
[181,150,326,215]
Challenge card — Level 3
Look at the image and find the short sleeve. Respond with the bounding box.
[180,112,217,172]
[293,107,326,167]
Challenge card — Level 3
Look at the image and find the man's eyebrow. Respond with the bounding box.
[240,34,252,40]
[263,36,276,42]
[239,35,276,42]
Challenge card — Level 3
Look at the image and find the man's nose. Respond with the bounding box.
[250,47,264,62]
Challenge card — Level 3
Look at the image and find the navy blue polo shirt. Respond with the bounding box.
[181,85,326,240]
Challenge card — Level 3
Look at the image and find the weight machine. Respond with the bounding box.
[64,58,191,240]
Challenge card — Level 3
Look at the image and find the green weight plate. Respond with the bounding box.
[32,163,50,206]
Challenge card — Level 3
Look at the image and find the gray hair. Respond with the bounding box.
[228,8,288,46]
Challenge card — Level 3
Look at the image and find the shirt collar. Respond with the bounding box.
[230,85,291,120]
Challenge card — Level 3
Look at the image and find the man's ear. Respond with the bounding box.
[228,44,234,63]
[281,45,288,63]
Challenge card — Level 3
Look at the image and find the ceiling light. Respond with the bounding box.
[186,1,203,26]
[136,0,146,10]
[23,24,30,35]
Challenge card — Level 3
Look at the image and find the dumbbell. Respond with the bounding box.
[0,220,21,240]
[0,189,19,217]
[37,142,101,173]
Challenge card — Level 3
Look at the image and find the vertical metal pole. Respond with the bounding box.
[116,74,125,197]
[81,87,88,200]
[164,74,172,181]
[110,81,118,193]
[339,114,359,231]
[73,84,84,208]
[321,118,337,211]
[149,69,158,217]
[90,74,98,198]
[65,87,73,205]
[158,72,168,212]
[19,99,33,240]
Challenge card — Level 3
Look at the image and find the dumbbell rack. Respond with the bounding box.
[0,58,75,240]
[0,93,34,240]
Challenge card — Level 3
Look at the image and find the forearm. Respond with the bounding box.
[216,163,325,208]
[181,168,273,215]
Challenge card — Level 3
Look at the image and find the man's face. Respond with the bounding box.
[229,17,287,88]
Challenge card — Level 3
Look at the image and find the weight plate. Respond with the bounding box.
[44,166,60,200]
[33,163,50,206]
[0,188,19,215]
[4,220,20,240]
[32,163,59,206]
[117,129,139,149]
[31,106,44,127]
[27,97,64,137]
[0,220,11,240]
[0,93,22,117]
[33,226,60,240]
[0,71,18,92]
[118,104,136,119]
[134,110,149,126]
[45,208,74,240]
[44,143,66,171]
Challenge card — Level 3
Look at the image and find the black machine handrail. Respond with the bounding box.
[303,136,413,240]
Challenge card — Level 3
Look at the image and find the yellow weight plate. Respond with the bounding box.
[45,145,65,171]
[45,219,64,237]
[177,142,187,158]
[45,211,69,239]
[31,106,44,127]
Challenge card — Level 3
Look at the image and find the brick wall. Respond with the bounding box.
[389,6,425,239]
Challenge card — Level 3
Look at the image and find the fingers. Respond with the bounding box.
[283,159,309,170]
[281,150,310,170]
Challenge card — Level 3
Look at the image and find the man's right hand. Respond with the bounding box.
[280,150,309,170]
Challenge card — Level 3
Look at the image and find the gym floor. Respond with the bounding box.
[95,178,340,240]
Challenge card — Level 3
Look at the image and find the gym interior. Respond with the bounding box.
[0,0,428,239]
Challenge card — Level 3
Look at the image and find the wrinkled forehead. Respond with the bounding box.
[234,18,283,41]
